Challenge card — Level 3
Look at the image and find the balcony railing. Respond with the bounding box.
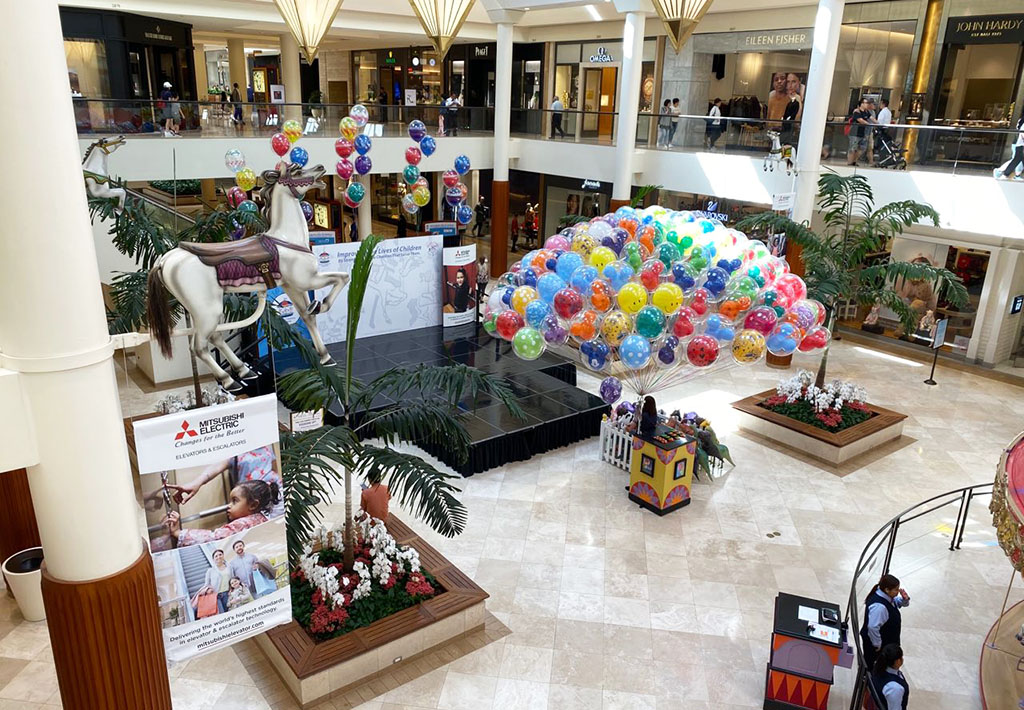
[74,98,1023,178]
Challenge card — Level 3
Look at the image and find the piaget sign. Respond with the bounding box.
[946,14,1024,44]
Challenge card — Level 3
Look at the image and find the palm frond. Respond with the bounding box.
[870,288,920,335]
[860,261,967,309]
[355,401,473,463]
[356,363,525,418]
[179,207,267,243]
[280,427,359,562]
[345,235,382,405]
[106,269,152,334]
[630,184,663,209]
[355,445,467,538]
[277,364,353,414]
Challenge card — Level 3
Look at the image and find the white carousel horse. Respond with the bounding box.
[146,162,350,392]
[82,135,127,211]
[763,130,796,175]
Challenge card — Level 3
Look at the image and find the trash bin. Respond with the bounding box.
[2,547,45,621]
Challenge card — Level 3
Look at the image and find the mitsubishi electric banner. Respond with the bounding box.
[314,235,443,344]
[133,394,291,663]
[442,243,477,327]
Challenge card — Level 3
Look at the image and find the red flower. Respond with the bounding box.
[405,573,435,598]
[311,589,323,606]
[309,602,349,635]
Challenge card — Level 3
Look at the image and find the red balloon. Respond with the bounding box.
[442,169,460,188]
[336,159,354,179]
[689,288,709,316]
[798,325,830,352]
[496,310,525,340]
[640,262,663,291]
[405,146,423,165]
[271,132,290,157]
[672,312,695,339]
[686,335,720,367]
[335,138,354,158]
[226,186,246,208]
[552,288,584,320]
[343,194,359,209]
[743,306,778,335]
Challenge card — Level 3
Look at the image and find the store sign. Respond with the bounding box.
[589,47,613,62]
[474,46,490,58]
[385,52,396,65]
[772,192,796,211]
[743,31,808,48]
[946,14,1024,44]
[1012,295,1024,315]
[581,179,602,190]
[693,200,729,222]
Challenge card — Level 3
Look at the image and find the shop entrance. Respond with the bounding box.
[935,43,1023,124]
[581,65,617,139]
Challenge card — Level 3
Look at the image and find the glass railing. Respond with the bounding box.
[72,98,495,138]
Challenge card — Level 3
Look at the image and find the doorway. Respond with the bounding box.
[581,64,618,139]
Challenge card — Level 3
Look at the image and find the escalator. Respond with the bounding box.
[178,543,213,599]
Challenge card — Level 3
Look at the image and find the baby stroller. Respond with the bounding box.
[874,127,906,169]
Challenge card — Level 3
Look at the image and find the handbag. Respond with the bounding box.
[252,560,276,597]
[195,590,218,618]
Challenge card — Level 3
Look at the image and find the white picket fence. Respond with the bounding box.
[600,419,633,471]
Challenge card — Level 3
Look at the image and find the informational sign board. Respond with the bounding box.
[314,235,443,343]
[270,84,285,104]
[772,192,795,211]
[442,244,477,327]
[931,318,948,349]
[424,221,458,238]
[308,230,336,246]
[405,89,417,106]
[1011,294,1023,315]
[133,395,291,663]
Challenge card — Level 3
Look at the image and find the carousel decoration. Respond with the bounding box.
[398,120,438,218]
[82,135,128,211]
[764,131,797,175]
[334,104,373,211]
[990,431,1024,575]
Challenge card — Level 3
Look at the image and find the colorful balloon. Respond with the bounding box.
[236,199,259,214]
[412,184,431,207]
[336,159,354,179]
[224,148,246,173]
[635,306,667,339]
[619,334,652,370]
[617,282,648,315]
[512,327,545,360]
[289,146,309,167]
[651,282,684,315]
[743,306,778,335]
[569,310,600,342]
[496,310,525,340]
[349,104,370,128]
[408,120,427,142]
[442,170,460,188]
[454,155,471,175]
[524,299,551,328]
[446,186,464,206]
[537,272,567,303]
[346,182,365,205]
[601,310,633,347]
[403,164,420,185]
[731,329,766,364]
[553,287,584,320]
[271,132,290,156]
[226,186,246,208]
[301,201,313,222]
[457,204,473,225]
[686,335,720,367]
[339,116,358,140]
[354,134,372,155]
[419,134,437,157]
[580,338,610,371]
[589,246,617,272]
[354,155,372,175]
[799,325,831,352]
[599,376,623,405]
[401,193,419,215]
[235,167,257,192]
[282,119,302,143]
[405,146,422,165]
[335,138,354,158]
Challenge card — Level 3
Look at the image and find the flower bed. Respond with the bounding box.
[292,518,440,641]
[758,370,873,432]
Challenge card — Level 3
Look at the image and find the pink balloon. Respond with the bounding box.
[271,132,290,157]
[545,235,570,251]
[336,159,354,179]
[335,138,354,158]
[226,186,246,208]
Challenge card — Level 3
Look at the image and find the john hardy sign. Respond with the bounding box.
[946,14,1024,44]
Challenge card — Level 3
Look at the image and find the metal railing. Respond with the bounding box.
[845,482,994,709]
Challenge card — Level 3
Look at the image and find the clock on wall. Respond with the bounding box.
[313,202,331,230]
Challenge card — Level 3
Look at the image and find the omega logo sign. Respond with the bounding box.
[744,32,807,47]
[589,47,613,62]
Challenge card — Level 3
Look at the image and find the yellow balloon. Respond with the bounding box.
[600,310,632,347]
[571,234,596,259]
[412,185,431,207]
[339,117,358,141]
[235,167,257,192]
[617,282,647,315]
[511,286,539,316]
[652,282,684,315]
[282,119,303,143]
[589,246,616,272]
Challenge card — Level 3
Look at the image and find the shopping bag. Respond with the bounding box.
[195,591,218,618]
[252,560,277,597]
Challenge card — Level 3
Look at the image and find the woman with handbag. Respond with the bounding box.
[200,549,231,614]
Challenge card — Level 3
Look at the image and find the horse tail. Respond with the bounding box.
[146,262,175,359]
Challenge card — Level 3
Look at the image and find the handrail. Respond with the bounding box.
[123,185,197,225]
[845,481,994,709]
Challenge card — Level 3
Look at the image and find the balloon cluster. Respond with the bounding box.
[224,147,263,239]
[441,155,473,225]
[334,105,372,209]
[482,205,830,402]
[399,120,438,216]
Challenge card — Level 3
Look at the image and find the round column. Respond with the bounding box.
[279,32,303,123]
[0,1,171,707]
[486,12,522,272]
[227,38,248,101]
[612,10,647,203]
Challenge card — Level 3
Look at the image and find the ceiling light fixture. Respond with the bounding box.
[652,0,714,52]
[408,0,477,59]
[273,0,345,63]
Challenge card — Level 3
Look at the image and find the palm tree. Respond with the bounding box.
[736,172,967,386]
[275,234,523,568]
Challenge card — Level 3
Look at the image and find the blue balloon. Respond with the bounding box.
[454,154,471,175]
[556,252,584,281]
[619,334,652,370]
[679,211,695,222]
[603,262,635,292]
[499,286,513,307]
[569,265,599,292]
[580,338,610,371]
[301,201,313,222]
[536,272,567,303]
[717,258,739,274]
[704,315,735,342]
[671,262,696,291]
[703,266,730,297]
[518,267,539,288]
[697,219,716,233]
[525,299,550,328]
[657,342,677,365]
[419,135,437,156]
[289,146,309,167]
[767,332,799,356]
[457,204,473,225]
[354,134,372,155]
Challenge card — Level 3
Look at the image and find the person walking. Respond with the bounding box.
[476,256,489,302]
[510,213,521,252]
[657,99,672,148]
[445,91,461,136]
[230,82,244,126]
[377,87,388,123]
[869,644,909,710]
[551,95,566,138]
[860,573,910,671]
[706,98,723,149]
[524,203,537,248]
[473,196,487,237]
[669,98,681,146]
[847,97,874,166]
[397,211,408,238]
[997,115,1024,180]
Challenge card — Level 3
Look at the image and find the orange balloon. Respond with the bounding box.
[570,310,599,341]
[718,300,741,321]
[618,217,638,236]
[590,281,612,312]
[530,249,554,272]
[639,235,655,254]
[779,311,806,338]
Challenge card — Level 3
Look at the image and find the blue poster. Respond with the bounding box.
[258,287,312,360]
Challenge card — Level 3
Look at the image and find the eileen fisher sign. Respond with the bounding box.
[744,32,808,47]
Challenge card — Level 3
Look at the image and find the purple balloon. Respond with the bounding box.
[599,376,623,405]
[229,220,245,240]
[301,201,313,222]
[445,186,463,206]
[354,155,372,175]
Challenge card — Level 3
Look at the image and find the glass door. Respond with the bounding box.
[582,67,602,133]
[598,66,617,139]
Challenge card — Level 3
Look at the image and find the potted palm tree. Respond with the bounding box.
[737,172,967,386]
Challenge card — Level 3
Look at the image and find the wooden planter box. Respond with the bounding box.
[731,390,906,465]
[256,516,487,708]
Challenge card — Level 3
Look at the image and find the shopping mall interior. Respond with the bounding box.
[1,0,1024,709]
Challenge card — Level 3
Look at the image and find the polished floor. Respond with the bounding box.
[2,339,1022,709]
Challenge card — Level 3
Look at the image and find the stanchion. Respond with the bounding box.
[923,345,939,386]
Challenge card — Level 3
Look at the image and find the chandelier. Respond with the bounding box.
[274,0,345,63]
[408,0,476,59]
[652,0,714,52]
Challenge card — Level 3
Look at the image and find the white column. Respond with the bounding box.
[227,38,247,95]
[493,21,516,182]
[279,32,303,122]
[611,1,649,201]
[356,175,372,239]
[0,0,142,580]
[792,0,845,224]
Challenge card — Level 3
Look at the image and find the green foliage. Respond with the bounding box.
[736,171,968,382]
[760,398,873,432]
[630,184,663,209]
[149,179,202,196]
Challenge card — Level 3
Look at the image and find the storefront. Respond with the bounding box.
[443,43,545,131]
[353,47,443,118]
[60,8,197,100]
[542,174,612,236]
[553,39,657,141]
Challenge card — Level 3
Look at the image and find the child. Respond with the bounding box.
[227,577,253,610]
[162,479,281,547]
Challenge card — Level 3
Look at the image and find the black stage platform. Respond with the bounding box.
[278,324,607,476]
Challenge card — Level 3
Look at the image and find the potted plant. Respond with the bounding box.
[737,172,967,385]
[308,90,324,119]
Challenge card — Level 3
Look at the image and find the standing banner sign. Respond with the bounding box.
[442,243,477,326]
[133,394,291,663]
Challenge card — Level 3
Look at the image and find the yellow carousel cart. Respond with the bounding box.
[628,424,696,515]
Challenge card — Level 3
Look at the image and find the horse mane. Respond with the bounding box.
[259,169,281,221]
[82,140,99,164]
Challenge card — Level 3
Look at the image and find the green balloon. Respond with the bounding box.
[730,275,759,300]
[403,164,420,185]
[657,242,680,269]
[483,314,497,333]
[634,305,666,339]
[679,235,693,250]
[687,248,709,272]
[665,229,680,246]
[512,326,545,360]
